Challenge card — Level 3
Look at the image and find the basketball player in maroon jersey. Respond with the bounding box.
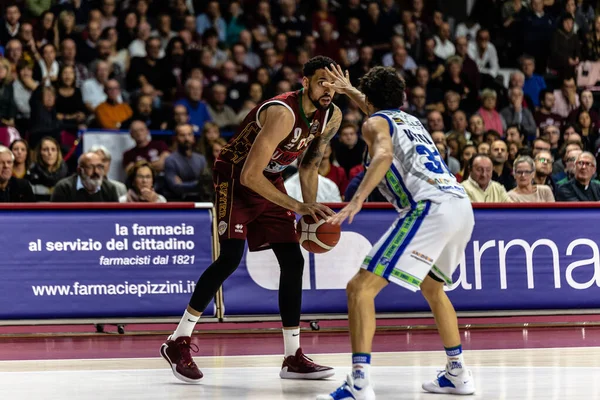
[161,56,343,382]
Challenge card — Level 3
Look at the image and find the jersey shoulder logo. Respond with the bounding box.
[309,120,320,135]
[392,116,405,125]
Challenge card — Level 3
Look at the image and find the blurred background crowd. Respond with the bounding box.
[1,0,600,204]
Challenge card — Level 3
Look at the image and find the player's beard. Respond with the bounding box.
[307,83,331,111]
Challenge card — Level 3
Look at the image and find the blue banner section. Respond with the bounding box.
[0,209,214,319]
[223,207,600,315]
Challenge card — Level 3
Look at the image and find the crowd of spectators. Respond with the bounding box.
[1,0,600,204]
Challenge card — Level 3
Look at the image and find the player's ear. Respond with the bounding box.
[301,76,309,90]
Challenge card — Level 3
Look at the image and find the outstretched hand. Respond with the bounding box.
[323,63,353,94]
[327,199,363,226]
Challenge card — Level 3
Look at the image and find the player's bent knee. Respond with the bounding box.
[346,276,362,298]
[420,274,445,301]
[215,239,246,274]
[346,270,386,300]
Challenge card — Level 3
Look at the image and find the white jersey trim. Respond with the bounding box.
[321,107,330,133]
[255,100,296,129]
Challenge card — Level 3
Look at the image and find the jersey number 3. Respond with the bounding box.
[416,145,452,175]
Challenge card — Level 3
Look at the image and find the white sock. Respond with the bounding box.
[352,353,371,389]
[282,328,300,357]
[445,345,465,375]
[172,310,199,339]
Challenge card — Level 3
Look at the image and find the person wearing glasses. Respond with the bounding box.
[50,152,119,202]
[508,156,555,202]
[533,150,558,193]
[555,148,582,185]
[120,160,165,203]
[556,152,600,201]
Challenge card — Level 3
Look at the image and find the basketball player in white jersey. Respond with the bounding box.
[317,65,476,399]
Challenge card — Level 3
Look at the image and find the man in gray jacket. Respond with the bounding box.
[500,87,537,140]
[164,124,208,201]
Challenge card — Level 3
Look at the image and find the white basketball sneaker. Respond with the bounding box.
[316,374,375,400]
[422,368,475,395]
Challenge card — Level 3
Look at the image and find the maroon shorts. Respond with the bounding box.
[213,161,298,252]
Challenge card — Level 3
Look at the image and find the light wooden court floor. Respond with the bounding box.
[1,347,599,399]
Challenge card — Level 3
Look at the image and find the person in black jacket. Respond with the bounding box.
[556,152,600,201]
[51,152,118,202]
[27,136,69,201]
[548,13,581,80]
[0,146,35,203]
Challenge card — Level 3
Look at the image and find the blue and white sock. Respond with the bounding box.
[445,345,465,375]
[352,353,371,389]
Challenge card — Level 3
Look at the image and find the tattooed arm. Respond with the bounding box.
[298,104,343,203]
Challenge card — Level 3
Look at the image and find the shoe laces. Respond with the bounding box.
[329,377,355,399]
[298,352,317,367]
[178,339,199,368]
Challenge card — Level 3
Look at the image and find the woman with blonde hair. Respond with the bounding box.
[120,161,166,203]
[54,10,78,46]
[27,136,69,201]
[477,89,506,135]
[206,137,227,168]
[196,122,221,158]
[507,155,555,202]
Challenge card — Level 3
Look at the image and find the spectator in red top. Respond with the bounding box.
[314,22,341,63]
[122,120,170,173]
[478,89,506,136]
[454,36,480,92]
[334,121,366,176]
[319,143,348,198]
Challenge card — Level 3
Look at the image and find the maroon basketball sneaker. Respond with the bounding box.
[279,348,335,380]
[160,336,203,383]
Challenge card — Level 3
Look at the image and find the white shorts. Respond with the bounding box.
[361,197,474,292]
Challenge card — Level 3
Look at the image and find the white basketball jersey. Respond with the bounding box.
[371,109,467,211]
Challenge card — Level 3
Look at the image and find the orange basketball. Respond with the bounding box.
[296,215,341,253]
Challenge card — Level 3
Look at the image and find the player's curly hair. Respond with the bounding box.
[359,66,405,110]
[303,56,337,78]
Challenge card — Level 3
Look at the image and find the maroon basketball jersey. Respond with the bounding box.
[218,89,333,176]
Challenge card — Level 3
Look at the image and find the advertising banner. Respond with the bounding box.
[0,208,215,319]
[222,207,600,315]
